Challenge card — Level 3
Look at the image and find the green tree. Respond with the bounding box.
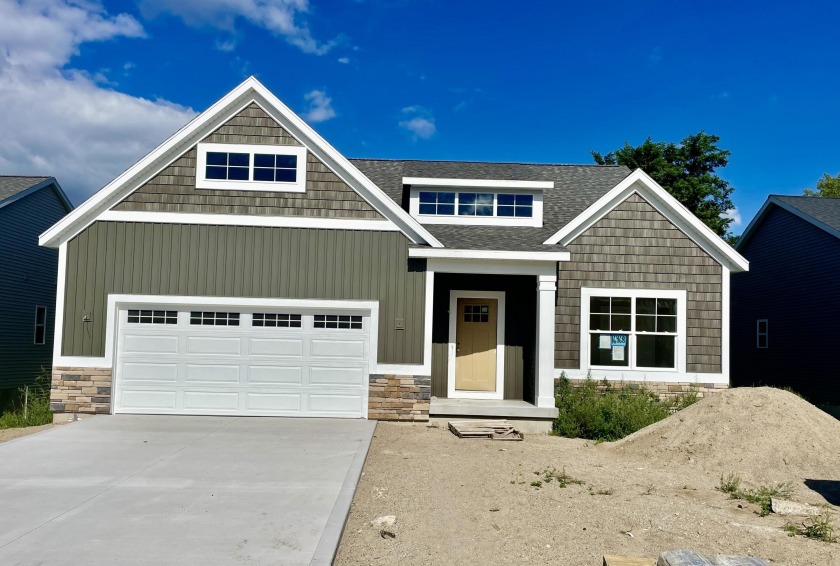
[803,173,840,197]
[592,132,735,236]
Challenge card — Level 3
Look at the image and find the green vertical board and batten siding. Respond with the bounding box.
[115,103,382,219]
[555,193,723,373]
[62,223,425,364]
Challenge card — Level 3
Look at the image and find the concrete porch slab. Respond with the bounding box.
[429,397,558,429]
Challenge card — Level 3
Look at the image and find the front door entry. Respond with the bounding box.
[455,298,498,391]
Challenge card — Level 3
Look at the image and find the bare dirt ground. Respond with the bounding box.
[336,388,840,565]
[0,423,54,444]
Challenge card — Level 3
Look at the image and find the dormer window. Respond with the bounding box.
[196,143,307,192]
[407,178,547,227]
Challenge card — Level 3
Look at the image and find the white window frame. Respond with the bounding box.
[756,319,768,349]
[408,188,543,227]
[196,143,307,192]
[580,287,687,373]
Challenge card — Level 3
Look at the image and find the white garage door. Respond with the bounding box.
[114,306,370,418]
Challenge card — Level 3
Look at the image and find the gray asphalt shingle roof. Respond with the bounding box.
[0,176,51,203]
[349,159,631,251]
[773,195,840,235]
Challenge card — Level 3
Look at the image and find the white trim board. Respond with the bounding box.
[447,290,506,400]
[427,258,556,276]
[39,77,443,249]
[404,177,553,189]
[98,210,401,231]
[410,248,568,262]
[555,368,728,386]
[543,169,749,273]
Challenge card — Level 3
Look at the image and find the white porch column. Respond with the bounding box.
[536,273,557,408]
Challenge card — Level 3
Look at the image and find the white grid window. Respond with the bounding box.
[314,314,363,329]
[190,311,240,326]
[417,191,534,218]
[756,319,768,349]
[127,310,178,325]
[253,313,302,328]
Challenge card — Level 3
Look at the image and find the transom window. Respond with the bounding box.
[417,191,534,218]
[34,306,47,345]
[127,309,178,325]
[314,314,363,329]
[196,143,307,192]
[463,304,490,323]
[253,313,302,328]
[190,311,240,326]
[583,289,685,370]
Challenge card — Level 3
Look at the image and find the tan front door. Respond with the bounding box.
[455,298,498,391]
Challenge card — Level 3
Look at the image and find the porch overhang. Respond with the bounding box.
[409,248,570,262]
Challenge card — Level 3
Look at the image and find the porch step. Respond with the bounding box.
[430,397,558,420]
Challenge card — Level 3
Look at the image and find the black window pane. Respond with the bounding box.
[514,206,533,218]
[516,194,534,206]
[590,297,611,314]
[475,204,493,216]
[253,168,274,181]
[419,191,436,203]
[438,192,455,203]
[612,297,631,314]
[657,299,677,315]
[590,334,629,366]
[611,314,631,331]
[590,314,610,331]
[459,193,476,205]
[35,326,45,344]
[206,166,227,179]
[637,335,675,368]
[419,204,436,215]
[275,169,296,182]
[497,205,515,217]
[658,316,677,333]
[458,204,475,215]
[758,334,768,348]
[476,193,493,205]
[254,154,275,167]
[637,298,656,315]
[206,152,227,166]
[437,204,455,215]
[228,167,249,180]
[228,153,249,167]
[276,155,297,168]
[636,315,656,332]
[497,194,515,205]
[36,308,46,324]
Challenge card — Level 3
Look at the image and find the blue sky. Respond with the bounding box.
[1,1,839,233]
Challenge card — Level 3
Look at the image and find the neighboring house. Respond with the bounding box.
[40,78,748,430]
[732,195,840,404]
[0,177,73,393]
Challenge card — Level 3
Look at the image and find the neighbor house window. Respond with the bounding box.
[34,306,47,345]
[196,143,307,192]
[582,289,686,371]
[756,319,768,349]
[416,191,535,218]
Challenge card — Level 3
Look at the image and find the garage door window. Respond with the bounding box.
[314,314,363,329]
[190,311,240,326]
[253,313,302,328]
[127,310,178,324]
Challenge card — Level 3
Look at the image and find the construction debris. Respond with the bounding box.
[603,555,655,566]
[448,420,523,441]
[656,550,769,566]
[770,498,823,517]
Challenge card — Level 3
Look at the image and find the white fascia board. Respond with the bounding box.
[98,210,401,231]
[543,169,750,272]
[404,177,553,189]
[410,248,569,262]
[737,196,840,251]
[39,76,443,249]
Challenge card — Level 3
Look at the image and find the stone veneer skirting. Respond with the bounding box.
[368,375,431,421]
[560,377,728,400]
[51,367,112,414]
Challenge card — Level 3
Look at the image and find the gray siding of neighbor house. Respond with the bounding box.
[731,206,840,403]
[114,103,383,219]
[0,187,69,388]
[430,274,536,402]
[61,222,425,364]
[556,193,723,373]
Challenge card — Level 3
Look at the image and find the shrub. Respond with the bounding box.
[552,375,695,441]
[0,370,52,430]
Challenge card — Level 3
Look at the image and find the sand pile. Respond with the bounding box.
[609,387,840,482]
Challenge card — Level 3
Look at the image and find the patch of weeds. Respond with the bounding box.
[642,483,656,495]
[785,512,837,543]
[717,472,793,516]
[0,371,52,429]
[588,486,614,496]
[530,480,543,489]
[718,472,742,496]
[538,466,584,488]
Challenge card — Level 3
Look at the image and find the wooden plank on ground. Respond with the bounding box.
[603,555,656,566]
[448,420,523,441]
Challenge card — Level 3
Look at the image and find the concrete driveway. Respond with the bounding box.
[0,415,376,565]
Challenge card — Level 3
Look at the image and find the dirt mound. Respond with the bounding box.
[608,387,840,482]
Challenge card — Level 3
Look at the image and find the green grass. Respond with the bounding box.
[786,512,837,543]
[552,375,699,441]
[717,472,793,516]
[0,372,52,430]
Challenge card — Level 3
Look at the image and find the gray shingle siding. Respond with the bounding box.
[556,193,723,374]
[732,204,840,403]
[0,185,69,389]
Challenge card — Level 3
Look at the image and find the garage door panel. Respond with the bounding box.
[186,336,241,355]
[308,394,364,415]
[185,364,240,384]
[122,334,179,354]
[249,338,303,357]
[310,339,366,359]
[309,366,367,386]
[245,392,301,412]
[183,391,239,411]
[120,390,177,411]
[247,365,303,385]
[120,362,179,383]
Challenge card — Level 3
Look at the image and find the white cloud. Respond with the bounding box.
[399,106,436,140]
[0,1,197,204]
[302,89,336,123]
[723,208,742,227]
[337,57,350,64]
[215,37,237,52]
[138,0,339,55]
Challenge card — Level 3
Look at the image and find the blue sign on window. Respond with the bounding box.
[611,334,627,347]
